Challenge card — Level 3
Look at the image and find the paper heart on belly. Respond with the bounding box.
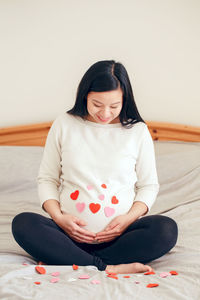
[89,203,101,214]
[111,196,119,204]
[104,207,115,217]
[98,194,105,200]
[76,202,85,213]
[101,184,107,189]
[70,190,79,200]
[87,185,93,190]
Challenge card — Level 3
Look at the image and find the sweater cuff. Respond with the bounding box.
[38,184,60,211]
[133,184,160,213]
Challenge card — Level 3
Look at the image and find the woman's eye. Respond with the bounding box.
[93,104,118,109]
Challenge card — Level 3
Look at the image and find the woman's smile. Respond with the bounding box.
[97,115,111,122]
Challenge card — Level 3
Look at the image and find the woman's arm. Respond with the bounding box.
[37,118,62,212]
[43,199,63,222]
[127,201,148,222]
[133,124,160,212]
[43,199,97,243]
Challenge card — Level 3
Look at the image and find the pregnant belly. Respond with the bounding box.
[60,189,134,233]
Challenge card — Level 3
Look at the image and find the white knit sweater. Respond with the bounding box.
[37,112,159,233]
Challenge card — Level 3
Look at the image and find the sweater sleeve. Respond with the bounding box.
[37,118,62,211]
[133,124,160,213]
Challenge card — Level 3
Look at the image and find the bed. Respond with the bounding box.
[0,120,200,300]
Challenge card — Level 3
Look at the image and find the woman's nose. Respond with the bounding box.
[100,108,111,118]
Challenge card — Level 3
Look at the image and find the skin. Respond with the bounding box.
[86,87,123,125]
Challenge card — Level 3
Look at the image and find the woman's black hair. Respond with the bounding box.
[67,60,145,128]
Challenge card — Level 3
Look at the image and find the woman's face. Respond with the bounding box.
[86,87,123,124]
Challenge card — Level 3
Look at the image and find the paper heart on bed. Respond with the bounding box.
[35,266,46,274]
[79,274,90,279]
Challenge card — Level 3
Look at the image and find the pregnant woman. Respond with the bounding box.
[12,60,178,274]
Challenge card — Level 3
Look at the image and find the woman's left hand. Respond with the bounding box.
[95,214,133,243]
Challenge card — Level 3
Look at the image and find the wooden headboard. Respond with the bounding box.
[0,120,200,146]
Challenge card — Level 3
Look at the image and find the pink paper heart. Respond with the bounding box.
[159,272,171,278]
[79,274,90,279]
[50,277,60,283]
[104,207,115,217]
[98,194,105,200]
[76,202,85,213]
[51,272,60,276]
[87,185,93,190]
[91,279,100,284]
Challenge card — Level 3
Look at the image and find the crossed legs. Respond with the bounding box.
[12,212,178,272]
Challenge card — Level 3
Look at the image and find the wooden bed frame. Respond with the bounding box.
[0,120,200,146]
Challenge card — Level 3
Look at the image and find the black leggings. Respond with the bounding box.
[11,212,178,271]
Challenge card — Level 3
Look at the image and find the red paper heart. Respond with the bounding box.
[72,264,79,270]
[107,274,118,279]
[101,184,107,189]
[146,283,159,288]
[111,196,119,204]
[170,270,178,275]
[89,203,101,214]
[70,190,79,200]
[144,271,155,275]
[35,266,46,274]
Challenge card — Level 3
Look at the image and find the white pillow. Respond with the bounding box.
[149,141,200,214]
[0,146,44,190]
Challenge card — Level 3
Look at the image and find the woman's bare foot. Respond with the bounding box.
[105,262,154,274]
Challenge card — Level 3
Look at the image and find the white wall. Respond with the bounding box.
[0,0,199,127]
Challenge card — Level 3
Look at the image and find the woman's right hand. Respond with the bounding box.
[54,212,96,244]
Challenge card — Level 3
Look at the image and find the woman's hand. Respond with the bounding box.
[54,212,96,244]
[95,214,133,243]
